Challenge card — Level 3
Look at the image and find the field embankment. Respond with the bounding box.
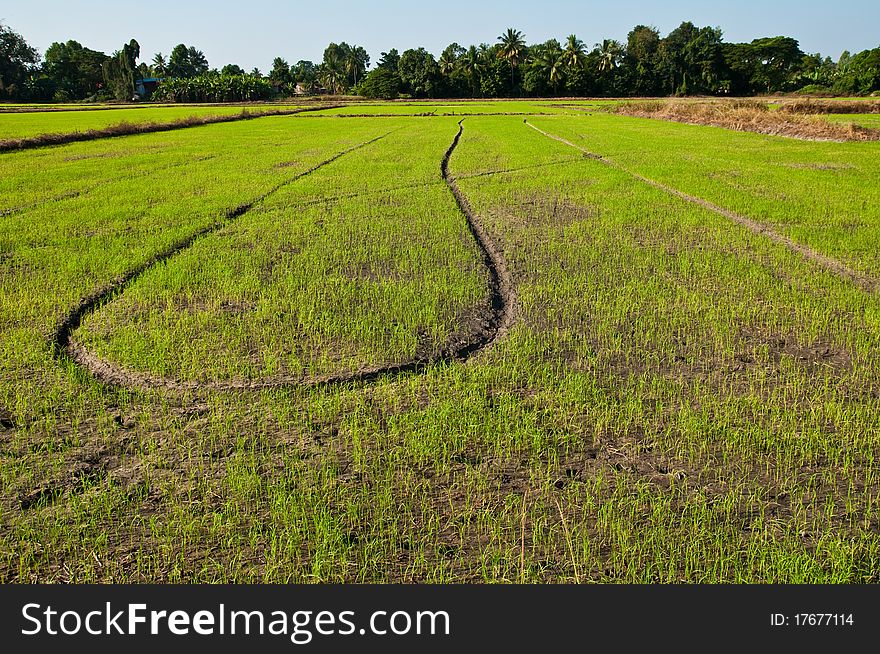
[615,100,880,141]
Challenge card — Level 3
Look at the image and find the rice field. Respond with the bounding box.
[825,114,880,130]
[0,104,306,140]
[1,101,878,583]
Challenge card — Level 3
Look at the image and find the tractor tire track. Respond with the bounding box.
[53,133,392,383]
[442,120,517,346]
[55,121,516,392]
[525,120,878,293]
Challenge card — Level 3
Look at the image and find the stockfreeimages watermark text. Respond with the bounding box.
[21,603,450,644]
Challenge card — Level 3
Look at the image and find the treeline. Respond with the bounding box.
[357,25,879,99]
[1,20,878,103]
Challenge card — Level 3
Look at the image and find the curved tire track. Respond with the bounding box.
[55,120,516,392]
[525,120,878,293]
[443,120,517,346]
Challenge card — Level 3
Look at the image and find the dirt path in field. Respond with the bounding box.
[55,121,516,393]
[525,120,878,293]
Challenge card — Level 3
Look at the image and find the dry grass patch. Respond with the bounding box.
[616,100,880,141]
[778,99,880,115]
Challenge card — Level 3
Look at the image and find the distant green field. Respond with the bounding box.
[314,101,568,115]
[2,102,879,583]
[0,104,304,140]
[824,113,880,129]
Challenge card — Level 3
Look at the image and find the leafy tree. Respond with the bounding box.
[833,47,880,94]
[269,57,292,86]
[624,25,661,95]
[356,67,401,99]
[657,22,723,95]
[43,40,108,100]
[321,43,348,92]
[377,49,400,72]
[480,55,509,98]
[187,47,209,76]
[439,43,467,96]
[102,39,140,100]
[168,44,208,78]
[597,39,624,74]
[0,22,39,100]
[439,43,463,75]
[399,47,440,97]
[749,36,803,93]
[345,45,369,87]
[530,39,565,95]
[292,60,317,90]
[320,42,368,90]
[221,63,245,76]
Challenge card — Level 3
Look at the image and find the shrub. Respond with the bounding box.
[355,68,401,99]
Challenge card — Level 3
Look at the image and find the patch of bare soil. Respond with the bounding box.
[732,329,852,372]
[783,162,855,171]
[503,191,597,227]
[615,100,880,141]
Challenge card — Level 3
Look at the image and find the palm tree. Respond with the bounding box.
[536,41,565,95]
[597,39,623,74]
[439,50,457,77]
[562,35,586,70]
[497,28,526,90]
[318,63,344,95]
[151,53,167,78]
[345,46,369,87]
[460,45,483,97]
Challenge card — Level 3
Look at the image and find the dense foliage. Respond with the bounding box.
[151,73,274,102]
[102,39,140,100]
[0,22,39,100]
[1,19,878,102]
[355,68,401,99]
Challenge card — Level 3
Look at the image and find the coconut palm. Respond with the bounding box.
[562,35,586,70]
[497,28,527,89]
[318,64,345,95]
[345,45,369,87]
[536,41,565,95]
[459,45,483,97]
[439,48,458,76]
[151,53,167,77]
[597,39,624,74]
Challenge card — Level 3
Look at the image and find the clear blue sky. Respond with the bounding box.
[3,0,878,71]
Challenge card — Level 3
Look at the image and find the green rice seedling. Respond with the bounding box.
[2,105,879,584]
